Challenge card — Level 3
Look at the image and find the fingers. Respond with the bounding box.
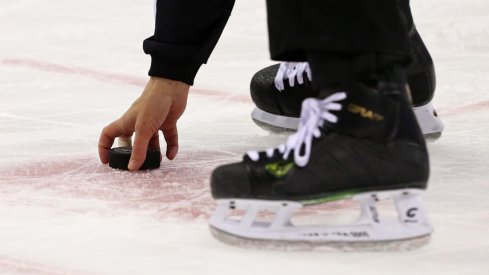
[99,120,161,169]
[100,77,189,169]
[162,124,179,160]
[129,120,161,171]
[98,120,124,164]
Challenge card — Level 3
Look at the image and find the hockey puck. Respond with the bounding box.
[109,147,161,170]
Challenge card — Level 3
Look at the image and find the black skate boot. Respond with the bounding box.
[210,67,432,249]
[250,28,444,138]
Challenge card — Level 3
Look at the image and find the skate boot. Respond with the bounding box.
[250,28,444,139]
[210,67,432,250]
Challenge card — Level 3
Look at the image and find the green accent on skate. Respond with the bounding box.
[265,161,295,178]
[300,190,361,206]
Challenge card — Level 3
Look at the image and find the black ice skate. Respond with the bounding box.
[210,68,432,250]
[250,28,444,138]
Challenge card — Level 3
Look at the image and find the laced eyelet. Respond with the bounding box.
[246,92,347,167]
[274,62,312,91]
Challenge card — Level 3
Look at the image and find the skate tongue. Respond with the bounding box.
[299,93,345,127]
[246,92,346,167]
[284,92,348,166]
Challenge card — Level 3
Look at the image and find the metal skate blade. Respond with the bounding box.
[252,118,295,133]
[424,131,442,142]
[413,102,444,141]
[210,225,431,252]
[251,108,298,133]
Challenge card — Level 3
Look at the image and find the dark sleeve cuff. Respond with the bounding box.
[143,38,203,85]
[143,0,235,86]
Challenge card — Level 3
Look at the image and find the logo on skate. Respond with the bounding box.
[402,207,420,223]
[265,161,295,178]
[407,207,418,218]
[347,103,384,121]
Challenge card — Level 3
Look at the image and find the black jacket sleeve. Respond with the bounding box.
[143,0,235,85]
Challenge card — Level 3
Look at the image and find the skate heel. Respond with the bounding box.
[353,189,433,238]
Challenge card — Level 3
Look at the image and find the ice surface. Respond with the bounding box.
[0,0,488,274]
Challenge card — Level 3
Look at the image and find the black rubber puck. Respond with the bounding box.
[109,147,161,170]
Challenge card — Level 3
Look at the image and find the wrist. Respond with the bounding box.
[146,77,190,96]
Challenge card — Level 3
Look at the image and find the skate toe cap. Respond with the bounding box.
[211,162,251,199]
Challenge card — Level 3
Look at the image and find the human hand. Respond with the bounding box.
[98,77,190,171]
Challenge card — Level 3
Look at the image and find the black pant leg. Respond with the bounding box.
[266,0,411,89]
[267,0,410,60]
[399,0,414,31]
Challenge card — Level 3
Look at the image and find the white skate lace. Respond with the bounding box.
[274,62,312,91]
[247,92,347,167]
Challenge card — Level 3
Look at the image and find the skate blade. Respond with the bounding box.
[251,108,298,132]
[210,225,431,252]
[424,131,442,141]
[413,102,444,140]
[252,117,295,133]
[209,189,433,251]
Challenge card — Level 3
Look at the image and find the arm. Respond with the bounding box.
[98,0,235,170]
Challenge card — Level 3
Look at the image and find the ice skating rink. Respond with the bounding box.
[0,0,488,274]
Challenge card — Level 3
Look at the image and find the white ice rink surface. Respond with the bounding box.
[1,0,488,274]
